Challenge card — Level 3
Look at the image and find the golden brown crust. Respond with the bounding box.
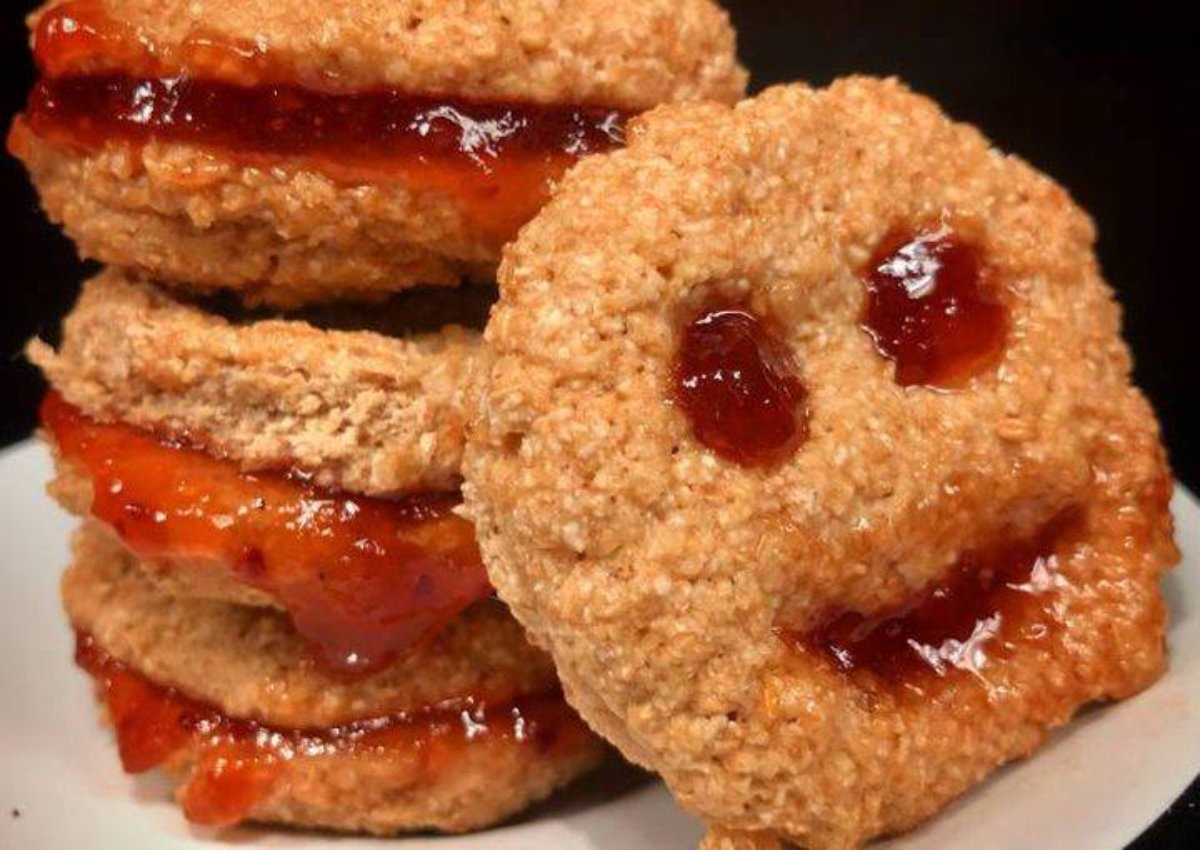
[68,520,606,834]
[31,0,746,108]
[464,78,1178,848]
[130,715,605,835]
[29,269,480,495]
[17,0,745,303]
[12,128,496,306]
[63,522,558,728]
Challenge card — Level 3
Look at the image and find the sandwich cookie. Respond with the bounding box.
[10,0,746,305]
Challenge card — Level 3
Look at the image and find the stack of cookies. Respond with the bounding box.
[12,0,745,834]
[15,3,1182,849]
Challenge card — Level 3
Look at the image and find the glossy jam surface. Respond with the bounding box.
[43,393,491,677]
[861,223,1008,388]
[788,511,1080,689]
[675,300,808,468]
[76,631,579,827]
[25,2,627,241]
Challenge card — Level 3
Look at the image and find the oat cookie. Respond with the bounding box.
[465,78,1178,848]
[10,0,746,304]
[30,269,481,496]
[64,525,605,834]
[32,270,500,678]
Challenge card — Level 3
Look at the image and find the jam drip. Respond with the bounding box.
[790,510,1080,688]
[24,3,627,242]
[861,222,1008,388]
[42,393,491,677]
[75,631,578,827]
[674,299,808,468]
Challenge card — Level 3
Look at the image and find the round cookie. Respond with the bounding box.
[30,269,483,496]
[464,77,1178,848]
[64,524,605,833]
[11,0,747,305]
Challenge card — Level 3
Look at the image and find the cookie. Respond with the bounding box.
[30,270,613,834]
[31,270,502,678]
[464,77,1178,848]
[64,524,605,833]
[30,268,482,497]
[9,0,746,305]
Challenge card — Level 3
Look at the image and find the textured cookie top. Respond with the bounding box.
[30,0,747,108]
[30,270,481,495]
[464,78,1176,847]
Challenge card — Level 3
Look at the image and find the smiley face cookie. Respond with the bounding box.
[464,77,1178,848]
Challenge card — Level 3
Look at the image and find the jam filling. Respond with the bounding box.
[861,222,1008,388]
[785,510,1080,689]
[42,393,491,677]
[22,2,627,242]
[674,299,808,468]
[75,631,579,827]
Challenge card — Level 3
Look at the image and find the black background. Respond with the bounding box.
[0,1,1196,846]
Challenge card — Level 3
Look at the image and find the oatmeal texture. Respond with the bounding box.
[28,0,747,107]
[63,522,560,729]
[66,529,603,834]
[464,78,1178,848]
[29,270,480,496]
[14,0,746,304]
[10,127,495,306]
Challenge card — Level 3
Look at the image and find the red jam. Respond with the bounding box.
[42,393,492,677]
[75,631,582,827]
[21,2,627,243]
[786,510,1081,689]
[861,223,1008,388]
[674,300,808,467]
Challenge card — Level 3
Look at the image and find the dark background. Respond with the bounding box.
[0,1,1196,846]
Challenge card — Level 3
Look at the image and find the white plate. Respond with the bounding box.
[0,438,1197,849]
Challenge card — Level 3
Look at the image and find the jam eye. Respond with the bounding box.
[673,299,808,468]
[861,222,1008,389]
